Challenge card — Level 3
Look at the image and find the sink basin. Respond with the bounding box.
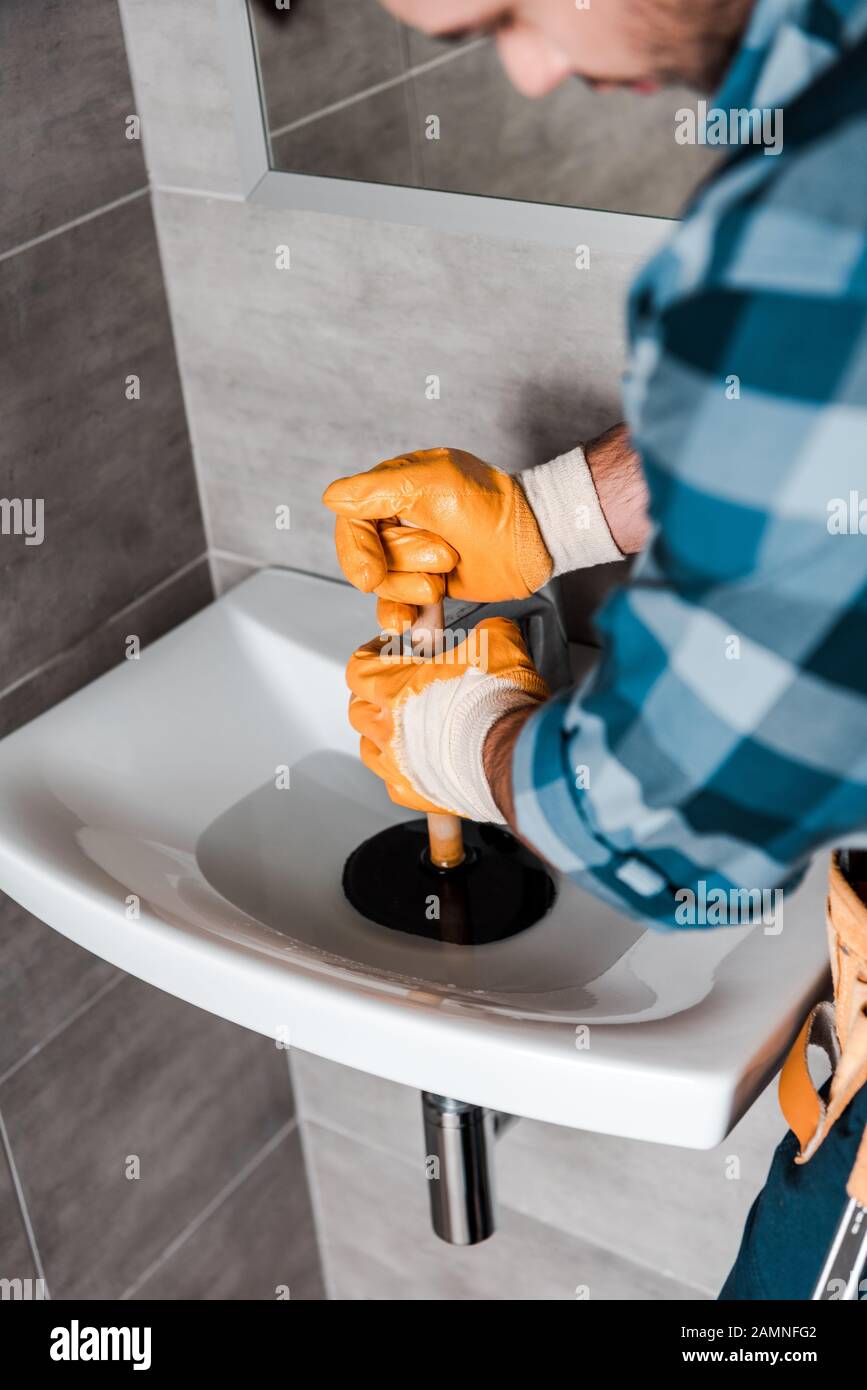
[0,568,829,1145]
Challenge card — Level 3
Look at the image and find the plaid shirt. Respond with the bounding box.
[514,0,867,929]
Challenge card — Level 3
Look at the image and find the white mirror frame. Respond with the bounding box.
[217,0,673,256]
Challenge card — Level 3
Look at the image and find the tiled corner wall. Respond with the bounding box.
[0,0,322,1300]
[114,0,787,1300]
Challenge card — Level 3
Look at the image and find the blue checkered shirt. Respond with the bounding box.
[514,0,867,928]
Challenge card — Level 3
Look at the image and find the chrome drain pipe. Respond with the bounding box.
[421,1092,516,1245]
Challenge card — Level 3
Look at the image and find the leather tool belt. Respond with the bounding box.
[779,852,867,1205]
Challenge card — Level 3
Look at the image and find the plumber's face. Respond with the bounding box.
[379,0,660,96]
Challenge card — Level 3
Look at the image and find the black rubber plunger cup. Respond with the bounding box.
[343,817,556,945]
[342,597,556,945]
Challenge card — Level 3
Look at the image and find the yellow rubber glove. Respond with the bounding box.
[346,617,549,818]
[323,448,553,632]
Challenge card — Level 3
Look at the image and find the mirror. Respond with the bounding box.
[248,0,717,219]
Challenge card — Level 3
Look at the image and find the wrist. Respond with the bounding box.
[483,704,538,826]
[398,671,540,824]
[518,445,622,578]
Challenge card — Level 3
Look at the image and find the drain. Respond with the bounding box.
[342,819,556,946]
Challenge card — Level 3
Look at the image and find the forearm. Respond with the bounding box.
[483,705,561,876]
[484,426,650,838]
[585,423,650,557]
[483,705,537,831]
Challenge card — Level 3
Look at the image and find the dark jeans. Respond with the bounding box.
[720,1079,867,1300]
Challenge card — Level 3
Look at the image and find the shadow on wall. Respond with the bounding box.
[249,0,299,25]
[510,378,621,466]
[508,379,632,647]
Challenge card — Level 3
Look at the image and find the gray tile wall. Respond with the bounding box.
[303,1118,705,1301]
[150,188,636,597]
[116,0,786,1299]
[251,0,717,215]
[292,1051,784,1301]
[0,1127,38,1294]
[0,0,323,1300]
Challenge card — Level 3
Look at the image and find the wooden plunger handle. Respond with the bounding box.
[411,598,465,869]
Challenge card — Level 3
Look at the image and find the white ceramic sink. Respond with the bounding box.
[0,568,830,1144]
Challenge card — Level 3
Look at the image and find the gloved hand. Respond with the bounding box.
[346,616,549,820]
[323,448,553,632]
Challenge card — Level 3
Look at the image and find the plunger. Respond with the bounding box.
[341,593,556,946]
[411,598,466,871]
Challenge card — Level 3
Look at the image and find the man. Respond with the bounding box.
[324,0,867,1299]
